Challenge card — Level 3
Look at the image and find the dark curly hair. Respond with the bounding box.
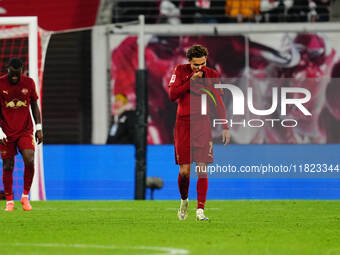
[186,45,208,60]
[7,57,24,69]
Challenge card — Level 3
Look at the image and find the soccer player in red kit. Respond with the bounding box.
[169,45,230,221]
[0,58,43,211]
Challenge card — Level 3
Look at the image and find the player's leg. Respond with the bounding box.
[192,117,212,221]
[195,162,209,221]
[19,149,34,211]
[2,157,15,211]
[1,140,17,211]
[193,138,212,221]
[178,164,191,200]
[174,118,191,220]
[177,164,190,220]
[18,134,35,211]
[20,149,34,195]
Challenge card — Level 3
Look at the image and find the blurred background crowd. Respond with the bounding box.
[113,0,336,24]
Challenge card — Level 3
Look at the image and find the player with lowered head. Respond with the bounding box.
[168,45,230,221]
[0,58,43,211]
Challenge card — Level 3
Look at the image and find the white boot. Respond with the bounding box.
[177,198,189,220]
[196,208,209,221]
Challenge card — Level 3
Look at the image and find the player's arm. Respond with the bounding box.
[30,100,43,144]
[213,91,230,145]
[211,71,230,146]
[168,66,192,101]
[29,79,43,144]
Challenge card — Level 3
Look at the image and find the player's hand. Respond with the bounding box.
[35,130,43,144]
[0,127,7,145]
[191,71,203,80]
[222,129,230,146]
[0,137,7,145]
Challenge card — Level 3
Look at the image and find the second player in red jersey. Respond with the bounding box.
[0,58,43,212]
[168,45,230,221]
[0,71,38,139]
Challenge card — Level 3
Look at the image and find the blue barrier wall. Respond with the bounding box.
[43,145,340,200]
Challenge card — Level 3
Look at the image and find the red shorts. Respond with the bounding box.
[0,133,35,159]
[174,117,213,165]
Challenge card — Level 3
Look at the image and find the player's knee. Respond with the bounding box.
[24,157,34,166]
[179,165,191,177]
[22,150,34,166]
[196,163,208,178]
[3,159,14,171]
[180,171,190,178]
[22,154,34,166]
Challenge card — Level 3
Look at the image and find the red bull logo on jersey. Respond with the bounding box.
[5,99,28,109]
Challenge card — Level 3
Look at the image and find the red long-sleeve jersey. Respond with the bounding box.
[0,74,38,139]
[168,64,228,129]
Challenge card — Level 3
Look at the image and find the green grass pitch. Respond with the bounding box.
[1,200,340,255]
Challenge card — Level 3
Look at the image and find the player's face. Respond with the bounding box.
[190,57,207,72]
[8,66,23,85]
[115,99,125,110]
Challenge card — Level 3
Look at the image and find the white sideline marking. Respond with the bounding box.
[32,207,221,211]
[166,208,221,211]
[11,243,189,255]
[33,207,127,211]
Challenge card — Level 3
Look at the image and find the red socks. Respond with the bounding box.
[178,174,209,209]
[197,178,208,209]
[23,164,34,195]
[178,174,190,200]
[3,168,14,201]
